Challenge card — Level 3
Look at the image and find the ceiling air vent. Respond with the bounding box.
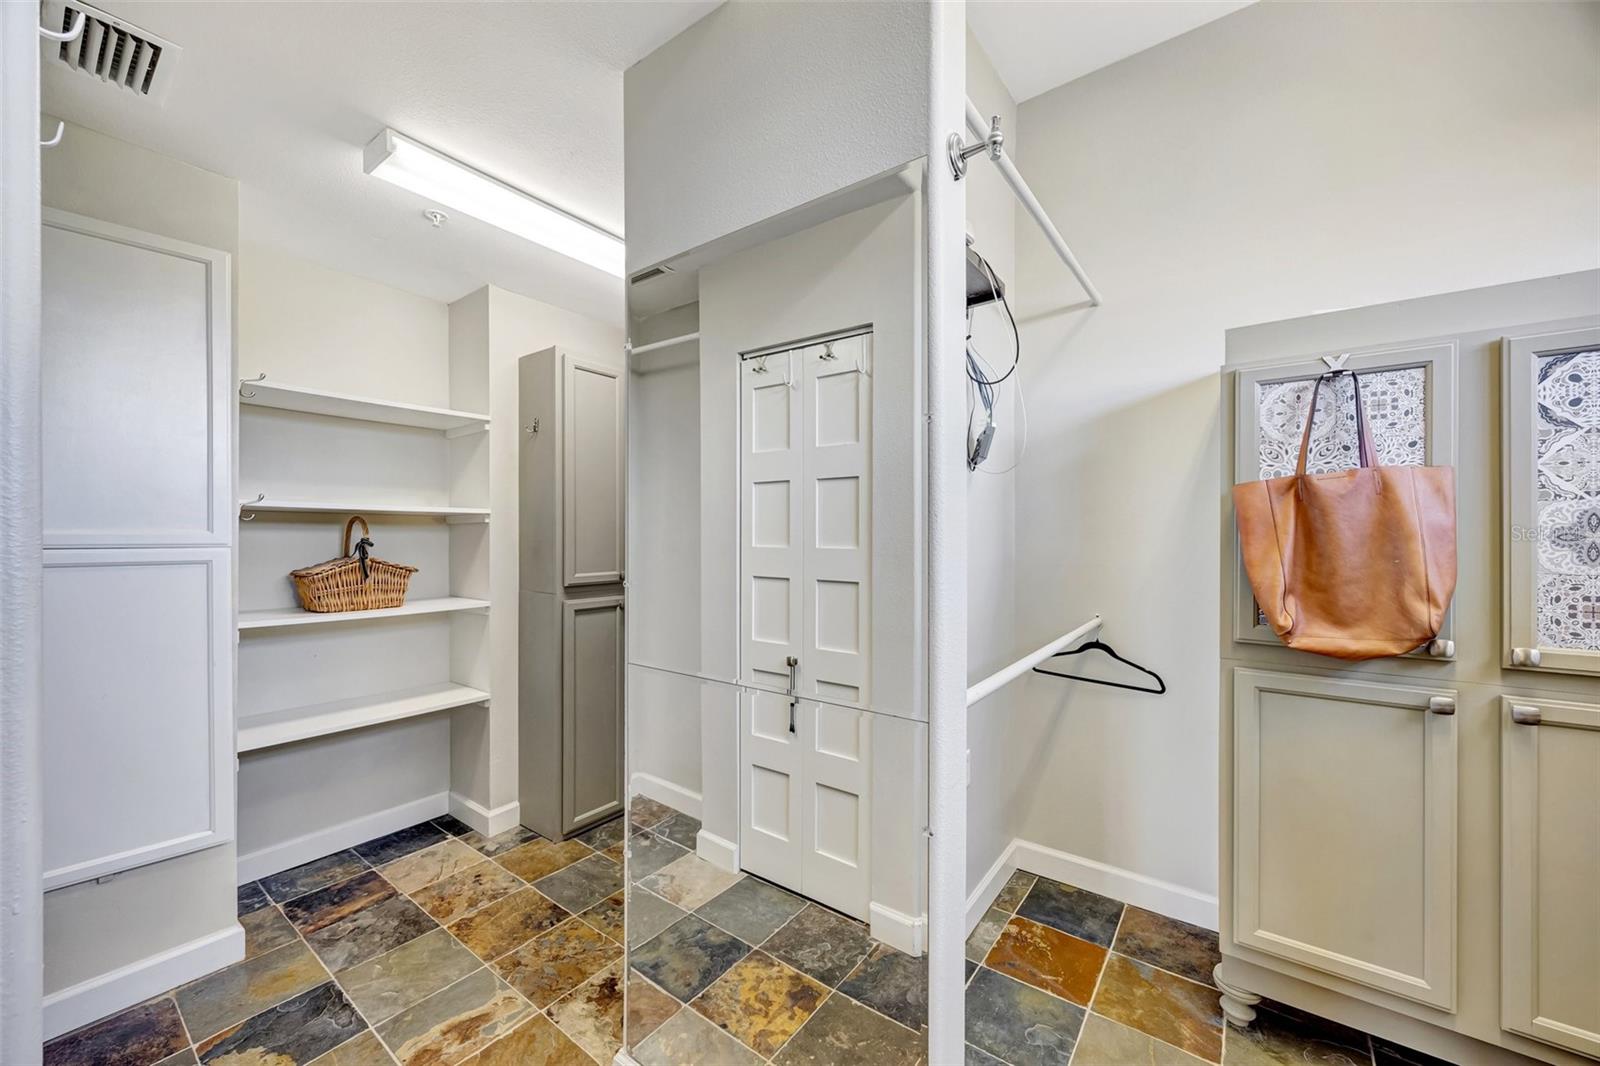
[630,265,675,286]
[43,0,181,104]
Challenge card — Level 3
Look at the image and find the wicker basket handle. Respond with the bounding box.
[343,515,371,557]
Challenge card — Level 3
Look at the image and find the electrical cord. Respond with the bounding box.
[966,244,1024,471]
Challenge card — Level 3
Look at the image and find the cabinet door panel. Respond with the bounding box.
[1501,695,1600,1058]
[1233,669,1456,1009]
[563,358,624,586]
[563,596,624,831]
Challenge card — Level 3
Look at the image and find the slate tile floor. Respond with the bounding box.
[45,815,623,1066]
[963,870,1458,1066]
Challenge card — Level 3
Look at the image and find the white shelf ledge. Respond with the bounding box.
[239,497,490,519]
[240,379,490,434]
[237,682,489,752]
[238,596,490,631]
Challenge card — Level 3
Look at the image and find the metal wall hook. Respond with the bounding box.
[40,121,64,149]
[239,373,266,398]
[820,343,837,361]
[1320,352,1351,372]
[39,9,85,42]
[240,493,265,521]
[752,355,769,374]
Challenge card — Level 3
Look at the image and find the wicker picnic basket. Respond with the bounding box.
[290,516,417,613]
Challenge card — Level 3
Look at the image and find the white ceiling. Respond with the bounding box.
[969,0,1254,103]
[42,0,721,323]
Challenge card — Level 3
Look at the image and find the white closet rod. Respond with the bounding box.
[966,614,1102,707]
[626,331,699,356]
[964,100,1103,308]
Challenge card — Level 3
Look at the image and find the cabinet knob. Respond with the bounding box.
[1426,639,1455,658]
[1510,705,1542,726]
[1511,647,1542,668]
[1428,696,1456,715]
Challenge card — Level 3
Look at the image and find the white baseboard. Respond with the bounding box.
[968,838,1219,934]
[628,772,702,819]
[695,828,738,874]
[448,793,521,838]
[44,923,244,1040]
[869,900,926,956]
[237,792,450,884]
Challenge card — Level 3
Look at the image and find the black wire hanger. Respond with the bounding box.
[1032,639,1167,694]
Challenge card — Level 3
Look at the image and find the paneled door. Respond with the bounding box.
[1501,695,1600,1058]
[562,356,625,587]
[41,210,234,889]
[1232,668,1457,1010]
[562,595,625,832]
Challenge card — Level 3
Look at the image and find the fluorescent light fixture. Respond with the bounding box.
[364,128,625,277]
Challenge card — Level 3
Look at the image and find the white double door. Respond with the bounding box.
[738,333,872,919]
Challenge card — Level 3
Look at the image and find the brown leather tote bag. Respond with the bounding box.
[1233,372,1457,660]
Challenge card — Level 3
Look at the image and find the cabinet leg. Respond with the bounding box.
[1213,964,1261,1029]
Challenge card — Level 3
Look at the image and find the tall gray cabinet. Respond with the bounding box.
[1217,273,1600,1066]
[519,347,626,840]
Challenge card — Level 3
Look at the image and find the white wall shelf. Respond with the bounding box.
[240,379,490,434]
[239,497,490,520]
[238,596,490,631]
[237,682,490,752]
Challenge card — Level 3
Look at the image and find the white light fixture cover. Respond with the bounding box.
[364,128,624,277]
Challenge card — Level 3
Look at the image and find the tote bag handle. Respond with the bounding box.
[1295,371,1378,476]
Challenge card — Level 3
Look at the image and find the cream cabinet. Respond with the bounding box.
[1501,695,1600,1059]
[1231,669,1457,1010]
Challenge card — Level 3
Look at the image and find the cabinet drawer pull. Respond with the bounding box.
[1427,696,1455,715]
[1510,705,1542,726]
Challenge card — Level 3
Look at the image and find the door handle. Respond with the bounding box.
[786,656,799,734]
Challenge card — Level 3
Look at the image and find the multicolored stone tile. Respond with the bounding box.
[154,1051,200,1066]
[260,851,369,904]
[43,996,189,1066]
[545,961,625,1062]
[576,816,626,851]
[458,826,540,858]
[1092,952,1223,1062]
[966,907,1009,964]
[448,887,570,962]
[283,871,396,935]
[837,942,928,1031]
[334,927,481,1025]
[237,881,272,917]
[627,831,688,882]
[352,823,449,867]
[628,795,678,830]
[629,914,751,1002]
[374,968,531,1066]
[430,815,475,838]
[1228,1001,1373,1066]
[494,838,591,882]
[409,861,523,925]
[992,870,1037,914]
[1114,905,1223,986]
[580,890,625,944]
[639,852,743,911]
[653,812,702,850]
[533,852,622,913]
[378,839,485,894]
[490,916,621,1007]
[462,1014,590,1066]
[625,969,681,1046]
[695,875,807,945]
[1017,878,1125,948]
[1075,1011,1210,1066]
[195,981,364,1065]
[762,904,874,987]
[241,904,299,960]
[692,950,827,1057]
[627,888,687,948]
[965,1041,1005,1066]
[632,1006,763,1066]
[306,1029,396,1066]
[769,992,925,1066]
[965,966,1084,1066]
[983,914,1107,1006]
[304,894,438,974]
[176,940,330,1043]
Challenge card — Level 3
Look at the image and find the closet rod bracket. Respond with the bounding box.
[948,114,1003,181]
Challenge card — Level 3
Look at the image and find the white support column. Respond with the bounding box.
[0,5,45,1060]
[926,3,968,1063]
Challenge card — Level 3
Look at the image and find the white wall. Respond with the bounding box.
[623,0,931,271]
[1002,0,1600,904]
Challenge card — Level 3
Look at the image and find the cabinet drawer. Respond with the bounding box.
[1232,668,1457,1009]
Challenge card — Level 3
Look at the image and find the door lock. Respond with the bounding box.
[786,656,799,734]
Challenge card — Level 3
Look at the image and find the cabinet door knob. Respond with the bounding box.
[1427,638,1455,658]
[1428,696,1456,715]
[1511,647,1542,668]
[1510,705,1542,726]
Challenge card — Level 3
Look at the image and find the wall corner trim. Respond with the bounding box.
[43,923,244,1040]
